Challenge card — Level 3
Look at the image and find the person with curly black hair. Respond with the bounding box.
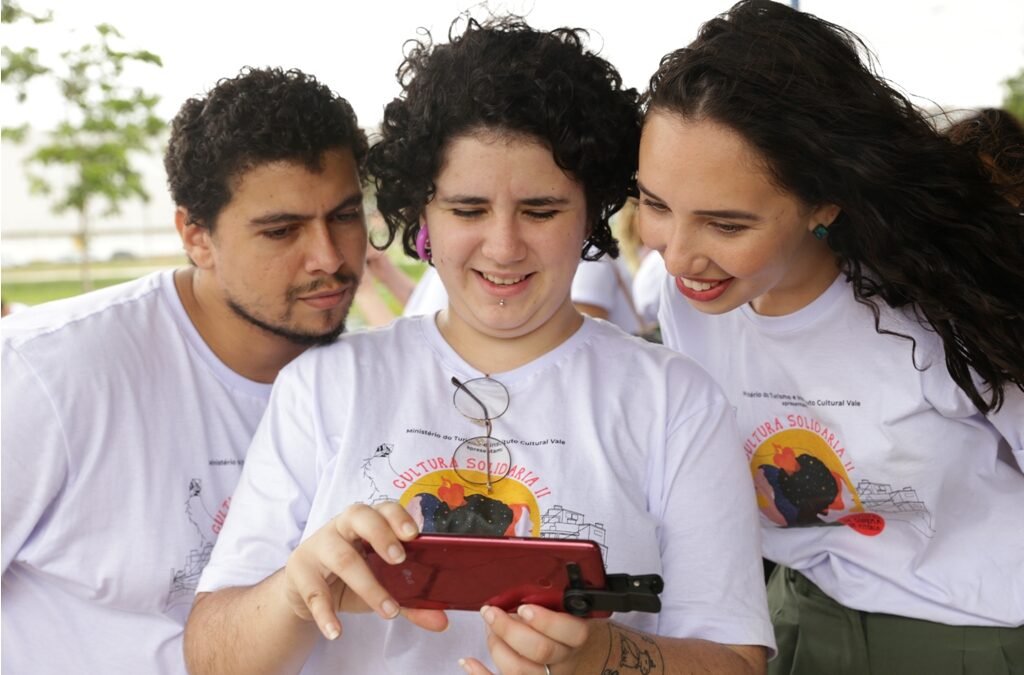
[639,1,1024,672]
[2,67,368,674]
[164,66,369,349]
[185,17,773,675]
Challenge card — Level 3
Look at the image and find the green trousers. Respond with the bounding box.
[767,566,1024,675]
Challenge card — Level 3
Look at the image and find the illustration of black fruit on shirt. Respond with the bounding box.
[757,444,841,525]
[407,478,535,536]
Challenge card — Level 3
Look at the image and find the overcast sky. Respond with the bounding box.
[2,0,1023,261]
[4,0,1023,129]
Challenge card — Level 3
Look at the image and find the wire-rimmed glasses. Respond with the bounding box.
[450,376,511,493]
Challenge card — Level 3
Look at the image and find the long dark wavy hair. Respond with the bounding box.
[944,108,1024,207]
[367,16,641,261]
[645,0,1024,413]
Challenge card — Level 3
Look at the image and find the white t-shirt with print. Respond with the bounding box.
[1,270,272,674]
[199,315,775,673]
[659,272,1024,627]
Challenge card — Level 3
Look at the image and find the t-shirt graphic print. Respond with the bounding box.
[745,409,934,538]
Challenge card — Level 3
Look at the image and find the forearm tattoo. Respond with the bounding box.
[599,623,665,675]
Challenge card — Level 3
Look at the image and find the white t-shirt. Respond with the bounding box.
[199,315,775,673]
[1,270,272,674]
[402,266,447,317]
[570,257,642,334]
[632,251,666,327]
[659,272,1024,627]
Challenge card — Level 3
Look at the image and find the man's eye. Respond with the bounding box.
[262,227,293,240]
[334,209,362,223]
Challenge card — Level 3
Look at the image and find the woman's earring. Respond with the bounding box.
[415,223,432,261]
[812,224,829,240]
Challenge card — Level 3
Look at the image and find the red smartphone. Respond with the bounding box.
[365,533,611,617]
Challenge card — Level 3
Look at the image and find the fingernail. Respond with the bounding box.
[480,605,495,624]
[324,623,340,640]
[518,605,535,621]
[401,522,418,537]
[381,599,400,618]
[388,544,405,563]
[458,658,472,674]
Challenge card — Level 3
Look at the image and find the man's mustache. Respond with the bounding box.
[287,272,360,301]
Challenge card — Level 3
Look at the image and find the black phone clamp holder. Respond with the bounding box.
[562,563,664,616]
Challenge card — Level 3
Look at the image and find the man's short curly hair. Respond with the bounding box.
[367,17,641,260]
[164,67,368,230]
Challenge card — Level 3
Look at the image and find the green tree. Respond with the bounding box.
[1,0,52,115]
[1002,67,1024,121]
[2,2,164,290]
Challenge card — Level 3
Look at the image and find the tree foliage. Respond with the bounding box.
[1002,67,1024,121]
[2,2,165,288]
[1,0,52,108]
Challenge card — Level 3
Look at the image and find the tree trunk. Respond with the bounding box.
[78,208,93,292]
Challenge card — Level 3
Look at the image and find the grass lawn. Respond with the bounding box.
[2,256,429,326]
[2,278,132,305]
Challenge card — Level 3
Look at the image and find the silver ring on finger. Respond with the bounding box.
[544,666,552,675]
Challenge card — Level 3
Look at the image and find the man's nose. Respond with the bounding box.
[304,222,344,275]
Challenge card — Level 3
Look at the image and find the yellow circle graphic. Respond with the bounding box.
[750,429,863,526]
[398,469,541,536]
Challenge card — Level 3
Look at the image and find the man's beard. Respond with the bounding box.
[227,273,358,347]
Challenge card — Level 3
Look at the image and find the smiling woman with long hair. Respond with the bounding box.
[639,1,1024,673]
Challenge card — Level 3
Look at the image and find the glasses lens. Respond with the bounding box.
[452,377,510,422]
[452,435,512,486]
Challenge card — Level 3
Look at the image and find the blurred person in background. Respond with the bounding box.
[353,210,418,327]
[570,197,652,335]
[632,249,666,338]
[1,297,29,316]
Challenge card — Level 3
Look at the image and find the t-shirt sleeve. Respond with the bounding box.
[648,360,776,651]
[571,260,618,311]
[918,341,1024,473]
[197,360,320,592]
[1,342,70,573]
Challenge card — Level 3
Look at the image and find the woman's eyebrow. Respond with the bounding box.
[692,209,761,221]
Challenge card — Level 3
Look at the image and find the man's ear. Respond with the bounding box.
[176,207,214,268]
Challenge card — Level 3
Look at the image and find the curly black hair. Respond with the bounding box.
[164,67,368,229]
[944,108,1024,207]
[367,16,641,261]
[645,0,1024,413]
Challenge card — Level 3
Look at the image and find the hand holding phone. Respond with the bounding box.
[365,533,663,617]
